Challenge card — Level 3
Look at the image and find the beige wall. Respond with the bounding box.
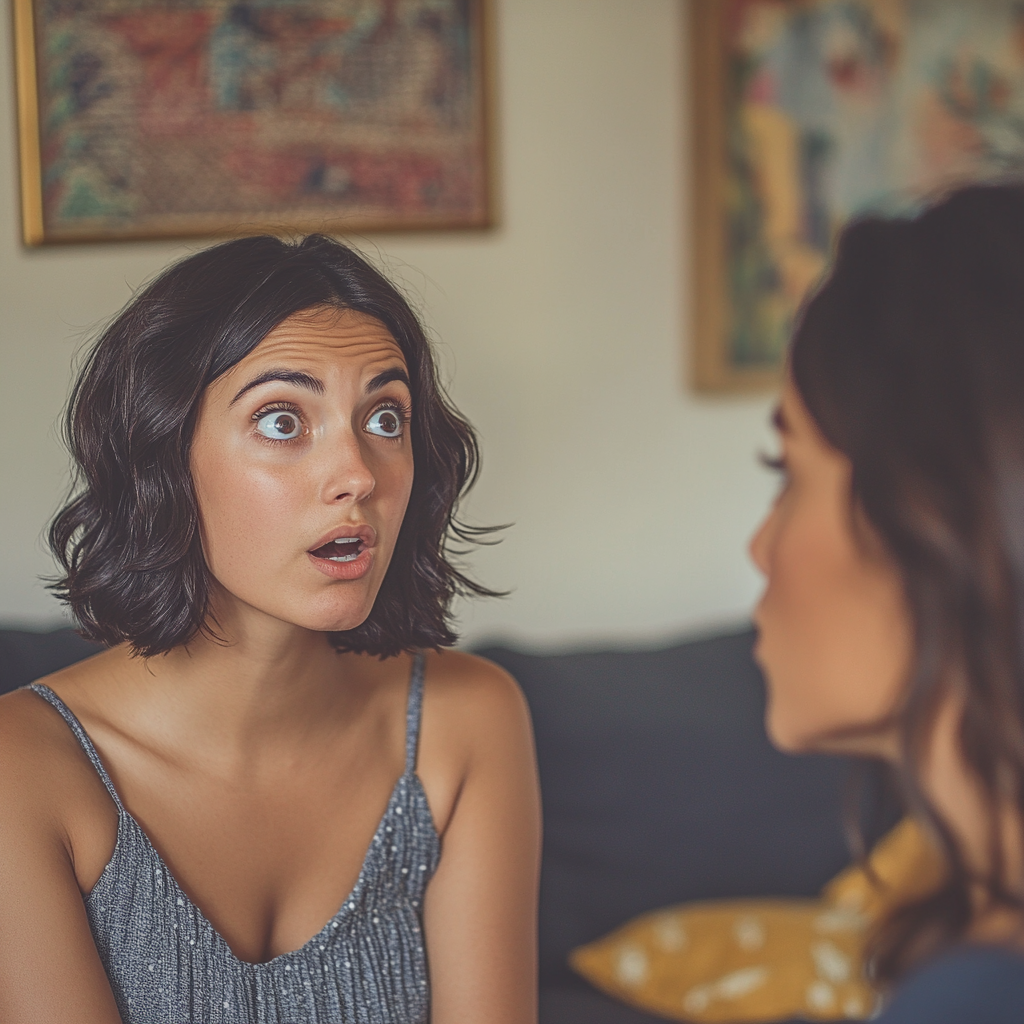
[0,0,777,647]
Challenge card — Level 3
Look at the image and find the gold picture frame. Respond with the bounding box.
[690,0,1024,393]
[13,0,496,245]
[690,1,783,393]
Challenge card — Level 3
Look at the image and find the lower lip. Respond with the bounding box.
[307,547,374,581]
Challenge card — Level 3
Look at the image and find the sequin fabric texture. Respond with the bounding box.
[29,653,439,1023]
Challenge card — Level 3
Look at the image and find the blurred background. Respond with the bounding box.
[0,0,778,648]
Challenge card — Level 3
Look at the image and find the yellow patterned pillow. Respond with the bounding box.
[569,818,944,1023]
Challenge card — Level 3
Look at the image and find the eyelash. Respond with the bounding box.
[251,401,304,445]
[249,399,412,444]
[372,398,413,442]
[759,452,787,473]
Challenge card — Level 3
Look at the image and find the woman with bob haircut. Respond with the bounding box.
[751,184,1024,1020]
[0,235,540,1024]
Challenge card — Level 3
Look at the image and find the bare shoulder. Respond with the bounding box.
[422,649,529,724]
[0,688,86,870]
[419,648,534,778]
[0,674,124,1021]
[417,650,537,836]
[0,659,118,860]
[0,649,110,777]
[0,686,76,787]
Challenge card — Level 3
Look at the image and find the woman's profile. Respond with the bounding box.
[0,235,540,1023]
[751,184,1024,1020]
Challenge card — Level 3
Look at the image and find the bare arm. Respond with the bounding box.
[420,654,542,1024]
[0,691,122,1024]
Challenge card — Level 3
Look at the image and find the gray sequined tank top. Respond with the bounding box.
[29,653,440,1024]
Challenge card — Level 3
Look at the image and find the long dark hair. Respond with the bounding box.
[791,184,1024,983]
[50,234,500,659]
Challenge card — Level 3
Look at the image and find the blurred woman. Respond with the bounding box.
[750,185,1024,1021]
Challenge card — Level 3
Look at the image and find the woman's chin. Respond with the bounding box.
[766,705,898,759]
[302,610,373,635]
[258,601,374,637]
[764,713,813,753]
[276,587,379,635]
[764,697,829,754]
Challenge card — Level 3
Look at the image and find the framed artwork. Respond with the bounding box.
[13,0,494,245]
[691,0,1024,392]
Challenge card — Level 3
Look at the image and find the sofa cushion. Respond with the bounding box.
[476,629,899,991]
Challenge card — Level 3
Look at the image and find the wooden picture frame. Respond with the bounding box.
[13,0,495,245]
[690,0,1024,393]
[690,1,781,394]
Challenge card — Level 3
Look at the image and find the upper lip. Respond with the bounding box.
[307,525,377,552]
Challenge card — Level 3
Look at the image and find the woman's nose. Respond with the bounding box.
[320,429,376,504]
[749,511,773,576]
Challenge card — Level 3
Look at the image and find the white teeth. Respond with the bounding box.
[325,538,361,562]
[313,537,362,562]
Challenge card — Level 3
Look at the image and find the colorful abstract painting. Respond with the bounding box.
[16,0,491,243]
[693,0,1024,391]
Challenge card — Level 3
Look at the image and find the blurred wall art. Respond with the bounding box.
[692,0,1024,392]
[14,0,493,244]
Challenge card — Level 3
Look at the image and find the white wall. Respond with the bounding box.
[0,0,777,649]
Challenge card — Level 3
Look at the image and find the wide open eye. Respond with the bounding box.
[255,410,303,440]
[365,406,405,438]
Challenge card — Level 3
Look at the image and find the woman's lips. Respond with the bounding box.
[307,528,376,581]
[307,544,374,581]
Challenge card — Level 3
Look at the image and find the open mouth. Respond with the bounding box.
[309,537,364,563]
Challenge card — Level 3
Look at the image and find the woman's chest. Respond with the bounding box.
[110,753,409,962]
[86,783,439,1024]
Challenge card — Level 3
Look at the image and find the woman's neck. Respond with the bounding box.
[92,597,372,770]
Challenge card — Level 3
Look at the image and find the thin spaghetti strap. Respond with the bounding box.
[28,684,124,811]
[404,652,426,774]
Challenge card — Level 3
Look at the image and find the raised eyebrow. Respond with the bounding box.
[229,370,326,406]
[366,366,411,394]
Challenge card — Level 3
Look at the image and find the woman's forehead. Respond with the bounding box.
[206,308,408,405]
[251,308,405,365]
[256,307,399,356]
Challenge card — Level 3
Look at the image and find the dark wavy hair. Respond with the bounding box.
[790,184,1024,984]
[49,234,500,659]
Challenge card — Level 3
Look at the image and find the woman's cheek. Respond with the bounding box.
[195,448,303,589]
[758,518,846,749]
[759,576,824,750]
[762,541,911,752]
